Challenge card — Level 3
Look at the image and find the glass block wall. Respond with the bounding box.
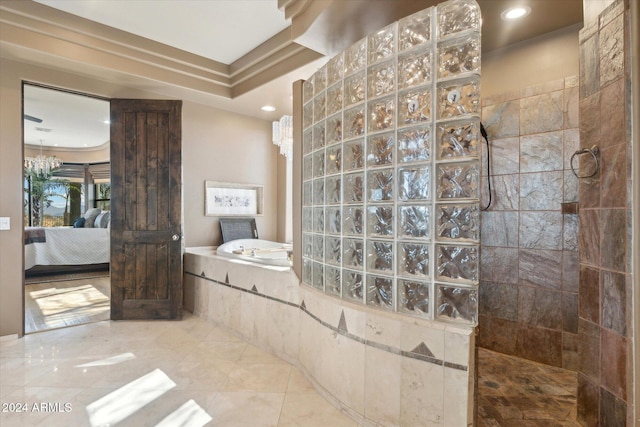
[301,0,481,325]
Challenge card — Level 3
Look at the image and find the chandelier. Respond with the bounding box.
[272,115,293,159]
[24,140,63,177]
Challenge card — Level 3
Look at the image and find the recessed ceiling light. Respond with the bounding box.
[261,105,276,112]
[103,120,110,124]
[501,6,531,21]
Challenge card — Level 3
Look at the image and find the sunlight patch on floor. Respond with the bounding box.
[86,369,176,426]
[155,399,213,427]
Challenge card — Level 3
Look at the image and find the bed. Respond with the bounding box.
[25,226,110,276]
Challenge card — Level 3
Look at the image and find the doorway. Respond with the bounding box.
[23,83,111,333]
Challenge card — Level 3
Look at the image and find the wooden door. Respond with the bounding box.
[110,99,183,320]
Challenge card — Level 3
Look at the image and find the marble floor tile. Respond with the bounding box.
[478,347,580,426]
[0,313,354,427]
[278,392,358,427]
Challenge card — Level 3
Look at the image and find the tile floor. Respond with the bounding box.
[0,314,356,427]
[477,347,580,426]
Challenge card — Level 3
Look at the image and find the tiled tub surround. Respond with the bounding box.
[301,0,482,326]
[184,250,475,426]
[478,75,581,370]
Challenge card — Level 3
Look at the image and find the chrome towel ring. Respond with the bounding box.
[570,145,600,178]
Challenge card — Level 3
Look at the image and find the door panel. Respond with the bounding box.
[110,100,182,320]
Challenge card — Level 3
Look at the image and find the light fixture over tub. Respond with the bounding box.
[272,115,293,159]
[24,139,63,177]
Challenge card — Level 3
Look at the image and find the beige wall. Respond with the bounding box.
[482,25,580,98]
[0,58,279,337]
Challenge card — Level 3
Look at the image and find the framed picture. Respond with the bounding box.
[205,181,264,216]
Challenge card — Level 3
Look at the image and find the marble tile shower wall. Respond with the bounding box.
[478,76,581,370]
[576,1,631,425]
[301,0,482,326]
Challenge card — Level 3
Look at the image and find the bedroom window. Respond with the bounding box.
[94,183,111,210]
[23,174,85,227]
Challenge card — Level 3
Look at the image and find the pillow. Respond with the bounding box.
[83,208,102,228]
[95,211,111,228]
[73,217,85,228]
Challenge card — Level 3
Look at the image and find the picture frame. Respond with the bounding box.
[205,181,264,216]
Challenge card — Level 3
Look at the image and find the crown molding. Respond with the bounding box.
[0,0,324,99]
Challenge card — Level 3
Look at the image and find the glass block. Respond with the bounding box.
[327,52,344,87]
[303,155,313,180]
[303,102,313,129]
[398,279,430,316]
[437,119,480,159]
[314,65,327,95]
[303,78,314,104]
[343,206,364,236]
[366,132,394,167]
[313,178,324,205]
[367,168,393,202]
[313,149,325,178]
[344,71,366,107]
[344,172,364,204]
[436,284,478,324]
[326,207,341,235]
[367,205,393,238]
[436,204,479,241]
[398,87,431,126]
[303,128,313,155]
[344,106,365,140]
[343,238,364,270]
[398,166,430,201]
[302,207,313,232]
[436,245,479,283]
[437,76,480,119]
[398,125,431,163]
[327,83,343,117]
[313,235,324,261]
[344,138,364,171]
[325,236,341,266]
[303,258,313,284]
[303,181,312,206]
[437,0,481,39]
[398,242,429,277]
[302,233,313,258]
[326,175,341,205]
[344,38,367,76]
[313,122,325,150]
[398,205,430,239]
[399,51,432,90]
[313,207,325,233]
[326,144,342,175]
[398,7,432,51]
[368,60,396,98]
[366,275,393,310]
[438,34,480,79]
[368,96,395,133]
[343,269,363,302]
[367,240,393,273]
[325,265,342,297]
[312,262,324,290]
[368,24,395,64]
[437,163,479,200]
[325,113,342,146]
[313,93,326,123]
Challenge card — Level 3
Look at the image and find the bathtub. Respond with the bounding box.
[216,239,292,267]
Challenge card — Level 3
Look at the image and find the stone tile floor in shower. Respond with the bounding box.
[478,347,580,426]
[0,313,355,426]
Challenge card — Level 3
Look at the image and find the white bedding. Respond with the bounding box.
[25,227,110,270]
